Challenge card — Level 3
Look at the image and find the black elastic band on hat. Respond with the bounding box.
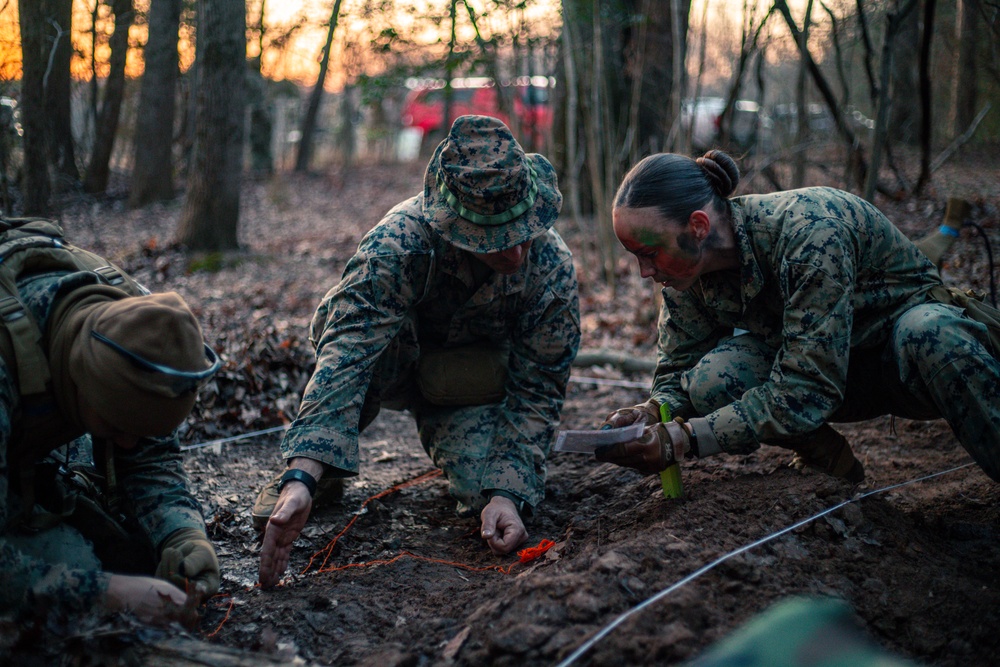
[438,164,538,226]
[91,330,221,396]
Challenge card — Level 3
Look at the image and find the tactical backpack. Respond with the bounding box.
[0,217,147,531]
[0,217,145,399]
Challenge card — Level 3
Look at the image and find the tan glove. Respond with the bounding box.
[156,527,220,597]
[595,418,691,475]
[787,425,865,484]
[601,399,662,429]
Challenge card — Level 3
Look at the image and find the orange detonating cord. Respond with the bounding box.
[302,469,557,578]
[303,469,444,575]
[206,596,235,638]
[318,550,517,575]
[517,538,555,563]
[205,472,558,638]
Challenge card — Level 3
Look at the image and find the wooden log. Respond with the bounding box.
[122,636,314,666]
[572,349,656,373]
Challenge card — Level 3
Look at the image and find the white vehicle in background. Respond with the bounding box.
[0,97,21,138]
[680,97,770,151]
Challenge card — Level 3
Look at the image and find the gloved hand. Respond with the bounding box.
[156,527,220,597]
[787,425,865,484]
[595,418,691,475]
[600,399,663,429]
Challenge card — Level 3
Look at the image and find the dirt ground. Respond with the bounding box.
[17,145,1000,665]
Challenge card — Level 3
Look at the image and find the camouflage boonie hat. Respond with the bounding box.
[422,115,562,253]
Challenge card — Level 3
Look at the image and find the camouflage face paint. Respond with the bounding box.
[613,206,702,290]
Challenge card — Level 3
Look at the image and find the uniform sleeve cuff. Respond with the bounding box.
[687,417,722,457]
[489,489,527,514]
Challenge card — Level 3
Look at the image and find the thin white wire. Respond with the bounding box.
[555,462,977,667]
[180,389,977,663]
[179,375,646,452]
[179,424,288,452]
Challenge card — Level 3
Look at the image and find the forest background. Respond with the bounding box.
[0,0,999,665]
[1,0,998,256]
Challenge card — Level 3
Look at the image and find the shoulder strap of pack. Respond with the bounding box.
[0,217,145,397]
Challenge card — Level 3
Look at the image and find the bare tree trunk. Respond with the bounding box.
[294,0,343,173]
[718,1,771,150]
[914,0,936,193]
[818,1,855,186]
[774,0,870,190]
[248,0,274,175]
[130,0,182,207]
[889,2,920,143]
[175,0,246,251]
[17,0,53,214]
[855,0,879,101]
[952,0,979,138]
[44,0,78,189]
[337,85,356,169]
[626,0,651,165]
[559,5,587,269]
[562,0,688,289]
[586,1,615,289]
[677,0,709,155]
[462,0,513,139]
[793,0,813,187]
[440,0,458,145]
[864,0,919,202]
[90,1,100,129]
[667,0,688,151]
[84,0,135,194]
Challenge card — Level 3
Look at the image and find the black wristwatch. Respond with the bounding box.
[278,468,318,497]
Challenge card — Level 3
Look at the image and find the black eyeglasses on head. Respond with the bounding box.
[91,330,221,396]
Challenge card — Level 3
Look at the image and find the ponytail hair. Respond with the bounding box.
[614,150,740,223]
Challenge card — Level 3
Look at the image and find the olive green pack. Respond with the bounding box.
[0,217,144,398]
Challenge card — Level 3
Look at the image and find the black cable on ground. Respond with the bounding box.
[965,221,997,307]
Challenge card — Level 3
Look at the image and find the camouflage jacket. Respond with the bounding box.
[280,195,581,508]
[0,270,207,619]
[652,187,942,453]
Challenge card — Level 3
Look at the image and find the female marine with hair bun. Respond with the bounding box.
[595,149,1000,488]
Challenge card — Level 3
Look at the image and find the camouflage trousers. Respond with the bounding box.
[360,326,508,516]
[681,303,1000,481]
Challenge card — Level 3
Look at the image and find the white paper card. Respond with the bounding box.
[553,423,645,453]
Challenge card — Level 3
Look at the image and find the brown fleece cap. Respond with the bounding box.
[69,292,212,437]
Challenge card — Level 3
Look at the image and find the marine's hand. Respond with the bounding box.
[258,482,313,589]
[104,574,192,625]
[595,419,690,475]
[480,495,528,556]
[601,399,662,429]
[156,527,221,597]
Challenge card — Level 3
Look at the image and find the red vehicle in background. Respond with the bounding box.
[400,76,554,150]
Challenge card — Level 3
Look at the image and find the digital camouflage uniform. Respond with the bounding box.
[653,187,1000,480]
[280,196,581,512]
[0,270,208,620]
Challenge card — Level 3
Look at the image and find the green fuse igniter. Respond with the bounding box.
[658,403,683,499]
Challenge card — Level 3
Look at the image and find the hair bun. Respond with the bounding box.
[695,150,739,198]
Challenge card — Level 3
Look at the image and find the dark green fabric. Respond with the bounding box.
[417,345,508,406]
[689,597,916,667]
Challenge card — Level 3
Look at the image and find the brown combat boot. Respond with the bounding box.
[786,424,865,484]
[251,472,346,531]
